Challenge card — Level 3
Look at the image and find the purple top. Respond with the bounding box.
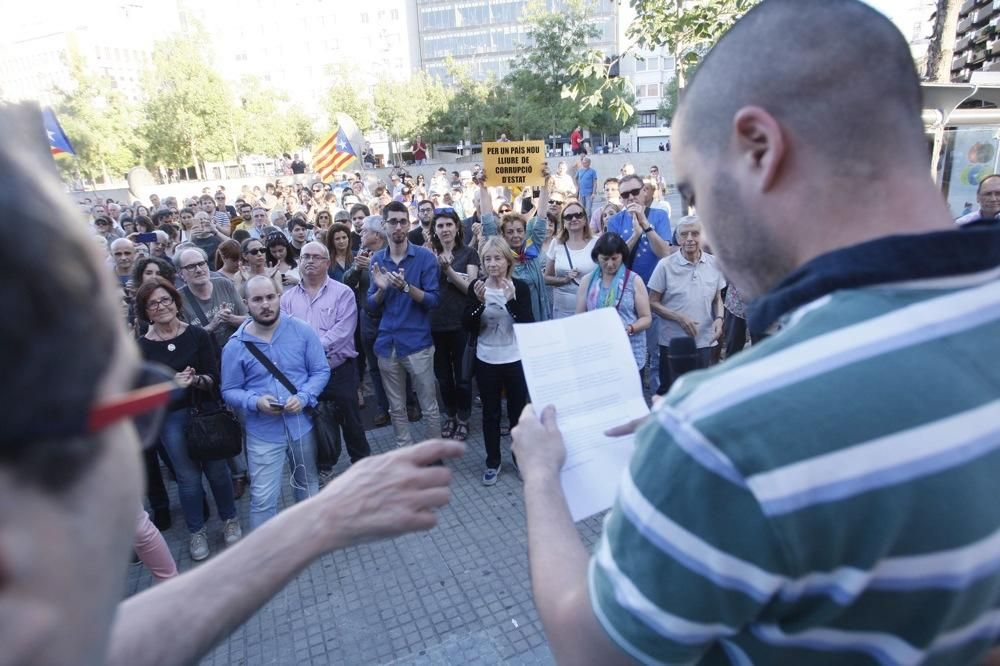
[280,277,358,368]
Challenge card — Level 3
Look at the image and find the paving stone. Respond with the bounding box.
[127,397,613,664]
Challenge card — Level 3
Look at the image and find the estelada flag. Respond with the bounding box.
[42,107,75,156]
[313,126,357,182]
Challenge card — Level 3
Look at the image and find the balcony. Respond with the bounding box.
[973,24,994,43]
[959,14,975,33]
[971,47,989,64]
[957,34,974,52]
[962,0,976,15]
[954,53,970,70]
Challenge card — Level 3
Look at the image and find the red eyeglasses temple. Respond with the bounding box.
[87,381,175,434]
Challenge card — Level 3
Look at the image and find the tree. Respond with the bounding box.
[925,0,961,82]
[233,77,317,157]
[323,72,374,134]
[140,25,234,179]
[570,0,759,124]
[372,73,448,163]
[52,44,142,185]
[507,1,605,142]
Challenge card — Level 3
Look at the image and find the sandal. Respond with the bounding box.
[441,417,457,439]
[453,420,469,442]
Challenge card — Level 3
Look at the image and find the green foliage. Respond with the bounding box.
[234,77,316,156]
[372,73,448,158]
[140,25,235,174]
[573,0,759,124]
[52,43,141,183]
[626,0,760,54]
[323,72,374,133]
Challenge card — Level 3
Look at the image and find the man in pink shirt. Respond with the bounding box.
[280,241,371,468]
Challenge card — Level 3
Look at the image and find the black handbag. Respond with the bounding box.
[185,395,243,462]
[243,341,342,468]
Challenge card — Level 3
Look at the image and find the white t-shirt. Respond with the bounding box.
[546,238,597,317]
[476,287,521,364]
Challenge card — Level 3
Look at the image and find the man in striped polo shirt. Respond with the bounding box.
[511,1,1000,664]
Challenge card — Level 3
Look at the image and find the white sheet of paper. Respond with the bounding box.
[514,308,649,521]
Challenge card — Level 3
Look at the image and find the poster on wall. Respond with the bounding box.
[943,126,1000,217]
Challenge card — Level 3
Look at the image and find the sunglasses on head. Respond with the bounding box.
[434,207,455,215]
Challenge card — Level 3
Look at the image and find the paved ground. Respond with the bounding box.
[127,394,610,665]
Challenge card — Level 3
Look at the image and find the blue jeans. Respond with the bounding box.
[580,193,594,218]
[246,426,319,530]
[159,409,237,533]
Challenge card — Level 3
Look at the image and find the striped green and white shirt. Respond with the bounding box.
[590,232,1000,665]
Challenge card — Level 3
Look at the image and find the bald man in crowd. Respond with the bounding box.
[512,1,1000,663]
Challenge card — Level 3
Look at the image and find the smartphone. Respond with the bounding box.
[267,400,285,411]
[136,232,158,243]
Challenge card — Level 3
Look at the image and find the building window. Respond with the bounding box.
[639,111,657,128]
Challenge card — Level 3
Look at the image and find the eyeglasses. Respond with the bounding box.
[563,211,586,221]
[246,248,267,256]
[433,207,455,215]
[620,188,643,199]
[300,253,328,263]
[384,218,408,227]
[549,199,565,206]
[88,362,178,450]
[145,295,175,311]
[180,260,208,272]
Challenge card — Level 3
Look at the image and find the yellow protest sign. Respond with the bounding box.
[482,140,546,187]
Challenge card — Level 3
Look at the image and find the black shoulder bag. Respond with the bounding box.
[243,341,342,468]
[185,386,243,462]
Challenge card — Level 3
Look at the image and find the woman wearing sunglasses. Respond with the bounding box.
[242,237,283,295]
[135,278,241,562]
[429,207,479,441]
[544,199,596,319]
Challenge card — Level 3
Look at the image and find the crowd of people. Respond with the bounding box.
[5,1,1000,664]
[82,151,753,567]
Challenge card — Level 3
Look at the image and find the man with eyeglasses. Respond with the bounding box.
[956,174,1000,229]
[605,173,674,393]
[281,242,371,470]
[408,199,436,247]
[177,248,248,351]
[367,201,443,447]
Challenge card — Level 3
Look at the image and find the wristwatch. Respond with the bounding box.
[642,225,652,234]
[402,282,411,294]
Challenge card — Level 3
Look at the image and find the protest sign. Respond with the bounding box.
[482,140,546,187]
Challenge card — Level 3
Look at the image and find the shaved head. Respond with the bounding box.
[671,0,945,300]
[679,0,925,170]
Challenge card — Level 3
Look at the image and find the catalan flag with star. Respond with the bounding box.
[313,126,357,181]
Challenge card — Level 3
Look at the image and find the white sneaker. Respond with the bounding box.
[189,528,210,561]
[223,518,242,546]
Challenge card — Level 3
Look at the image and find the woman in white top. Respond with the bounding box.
[544,199,597,319]
[463,236,534,486]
